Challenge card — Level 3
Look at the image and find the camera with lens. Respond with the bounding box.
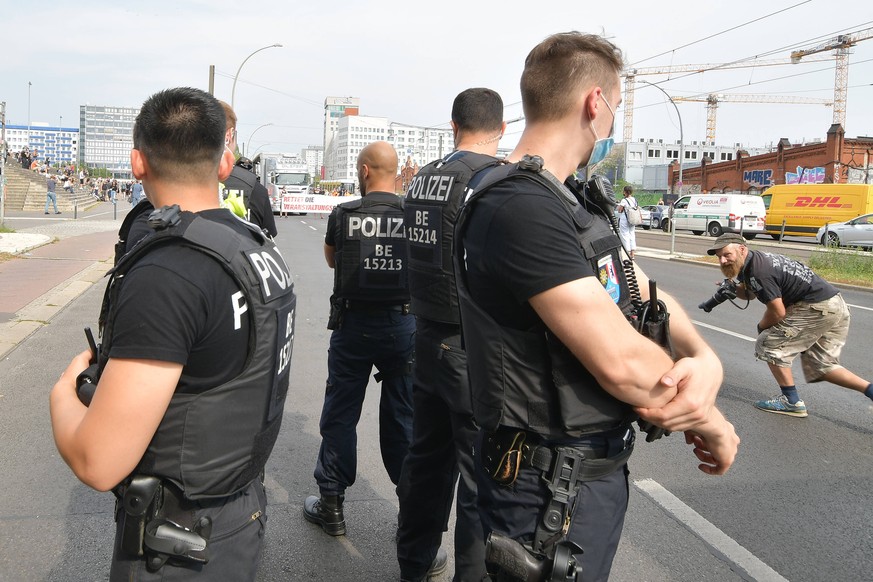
[698,279,738,313]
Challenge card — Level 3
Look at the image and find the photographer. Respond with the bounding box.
[707,233,873,417]
[456,32,738,581]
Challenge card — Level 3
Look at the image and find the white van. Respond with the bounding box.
[667,194,766,239]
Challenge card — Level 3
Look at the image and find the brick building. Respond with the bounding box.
[668,124,873,196]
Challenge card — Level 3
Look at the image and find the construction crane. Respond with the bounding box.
[621,56,833,143]
[789,26,873,128]
[671,93,833,142]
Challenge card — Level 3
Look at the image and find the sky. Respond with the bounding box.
[2,0,871,158]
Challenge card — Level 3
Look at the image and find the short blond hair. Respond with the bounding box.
[521,32,623,123]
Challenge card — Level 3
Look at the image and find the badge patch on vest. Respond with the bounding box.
[245,246,293,303]
[407,174,455,203]
[597,254,621,304]
[406,205,442,267]
[271,295,296,421]
[360,239,407,289]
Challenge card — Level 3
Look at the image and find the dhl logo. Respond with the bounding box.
[788,196,849,209]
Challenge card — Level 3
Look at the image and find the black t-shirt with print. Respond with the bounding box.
[740,250,838,307]
[461,177,594,331]
[107,209,251,395]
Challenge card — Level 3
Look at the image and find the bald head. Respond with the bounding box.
[357,141,398,195]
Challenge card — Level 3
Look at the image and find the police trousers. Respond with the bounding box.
[475,428,632,582]
[109,479,267,582]
[315,308,415,493]
[396,319,485,582]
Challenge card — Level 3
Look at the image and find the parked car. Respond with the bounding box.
[816,214,873,250]
[614,205,651,229]
[642,204,668,230]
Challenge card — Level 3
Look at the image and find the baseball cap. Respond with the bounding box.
[706,233,747,255]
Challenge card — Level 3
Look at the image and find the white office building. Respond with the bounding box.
[623,138,771,185]
[301,145,324,180]
[323,115,453,185]
[3,124,79,166]
[324,97,360,151]
[79,104,139,178]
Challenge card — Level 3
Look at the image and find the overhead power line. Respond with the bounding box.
[629,0,812,67]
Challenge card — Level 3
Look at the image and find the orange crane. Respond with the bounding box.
[789,26,873,128]
[621,56,832,143]
[671,93,833,142]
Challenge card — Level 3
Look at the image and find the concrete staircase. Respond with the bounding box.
[3,159,98,212]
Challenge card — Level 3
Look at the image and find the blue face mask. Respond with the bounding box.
[585,94,617,167]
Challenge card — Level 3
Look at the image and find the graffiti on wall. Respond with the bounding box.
[785,166,825,184]
[743,169,773,187]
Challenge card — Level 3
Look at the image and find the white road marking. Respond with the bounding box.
[692,320,756,342]
[634,478,789,582]
[262,473,289,505]
[847,303,873,312]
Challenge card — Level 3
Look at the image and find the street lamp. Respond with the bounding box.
[243,123,272,157]
[640,80,683,254]
[27,81,31,152]
[230,44,282,109]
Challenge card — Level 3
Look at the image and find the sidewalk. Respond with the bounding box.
[0,215,122,359]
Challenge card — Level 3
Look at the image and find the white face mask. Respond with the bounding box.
[583,94,617,168]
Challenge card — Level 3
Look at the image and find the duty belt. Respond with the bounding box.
[342,299,410,314]
[484,427,635,558]
[484,427,634,487]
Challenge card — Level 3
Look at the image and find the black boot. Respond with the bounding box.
[303,494,346,536]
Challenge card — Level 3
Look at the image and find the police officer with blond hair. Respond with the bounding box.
[455,33,739,580]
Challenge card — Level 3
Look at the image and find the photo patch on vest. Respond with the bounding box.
[406,205,442,267]
[597,254,621,304]
[271,295,296,422]
[245,246,293,303]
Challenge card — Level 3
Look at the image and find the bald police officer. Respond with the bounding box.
[304,142,417,540]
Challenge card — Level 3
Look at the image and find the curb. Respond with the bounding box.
[0,258,110,360]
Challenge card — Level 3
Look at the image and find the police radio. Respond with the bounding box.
[76,327,101,406]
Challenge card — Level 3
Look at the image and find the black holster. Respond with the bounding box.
[327,296,345,330]
[119,476,162,557]
[118,477,212,571]
[485,533,584,582]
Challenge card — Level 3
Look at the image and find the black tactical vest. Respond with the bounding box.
[99,209,296,499]
[404,151,501,324]
[333,192,409,303]
[454,163,636,437]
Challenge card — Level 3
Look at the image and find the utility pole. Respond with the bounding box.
[27,81,32,154]
[208,65,215,95]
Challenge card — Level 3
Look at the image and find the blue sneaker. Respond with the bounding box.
[754,394,808,418]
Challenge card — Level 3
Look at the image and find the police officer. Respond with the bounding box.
[396,88,505,582]
[455,33,739,580]
[219,100,278,237]
[304,141,417,541]
[50,87,296,580]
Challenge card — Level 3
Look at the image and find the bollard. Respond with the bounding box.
[779,219,787,243]
[74,196,78,219]
[114,200,117,220]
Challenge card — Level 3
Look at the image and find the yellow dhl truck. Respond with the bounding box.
[763,183,873,238]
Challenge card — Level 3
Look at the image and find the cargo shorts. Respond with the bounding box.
[755,293,850,382]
